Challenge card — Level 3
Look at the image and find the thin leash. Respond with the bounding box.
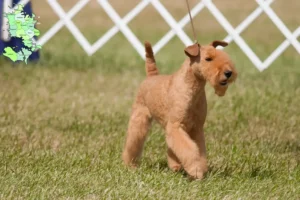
[185,0,198,44]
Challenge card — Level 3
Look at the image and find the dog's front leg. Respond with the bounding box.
[190,129,208,174]
[166,122,206,180]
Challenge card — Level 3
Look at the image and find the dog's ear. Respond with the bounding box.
[184,43,200,57]
[211,40,228,48]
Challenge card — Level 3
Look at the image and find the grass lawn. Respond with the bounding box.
[0,0,300,199]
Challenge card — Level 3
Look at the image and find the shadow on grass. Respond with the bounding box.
[144,159,168,171]
[142,155,281,180]
[207,165,277,180]
[272,140,300,154]
[142,158,274,180]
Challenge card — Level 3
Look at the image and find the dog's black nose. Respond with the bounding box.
[224,70,232,78]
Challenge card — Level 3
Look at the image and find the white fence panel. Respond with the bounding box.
[1,0,299,71]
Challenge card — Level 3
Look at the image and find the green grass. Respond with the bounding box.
[1,1,300,199]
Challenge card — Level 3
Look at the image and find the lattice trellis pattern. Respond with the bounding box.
[2,0,300,71]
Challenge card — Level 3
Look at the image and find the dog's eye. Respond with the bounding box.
[205,57,212,61]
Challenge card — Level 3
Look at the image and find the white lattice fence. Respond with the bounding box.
[2,0,300,71]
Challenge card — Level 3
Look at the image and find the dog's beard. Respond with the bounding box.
[198,70,230,96]
[214,84,228,96]
[208,75,229,97]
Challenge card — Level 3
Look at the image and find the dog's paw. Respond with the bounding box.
[122,152,139,168]
[188,170,204,180]
[186,164,207,180]
[169,164,182,172]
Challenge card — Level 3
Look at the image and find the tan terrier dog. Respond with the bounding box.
[122,40,237,180]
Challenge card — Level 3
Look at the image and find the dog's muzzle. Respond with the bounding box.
[219,70,233,86]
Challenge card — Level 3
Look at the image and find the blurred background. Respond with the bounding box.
[0,0,299,199]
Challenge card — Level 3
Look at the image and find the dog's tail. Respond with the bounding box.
[145,41,159,77]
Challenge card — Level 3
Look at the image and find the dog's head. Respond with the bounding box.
[184,40,237,96]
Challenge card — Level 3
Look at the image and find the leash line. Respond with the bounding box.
[185,0,197,43]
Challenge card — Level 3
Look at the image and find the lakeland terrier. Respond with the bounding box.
[122,40,237,180]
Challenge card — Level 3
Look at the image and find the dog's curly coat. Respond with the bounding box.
[122,41,237,180]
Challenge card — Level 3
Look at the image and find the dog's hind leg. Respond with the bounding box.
[122,104,152,167]
[167,148,182,172]
[166,122,206,180]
